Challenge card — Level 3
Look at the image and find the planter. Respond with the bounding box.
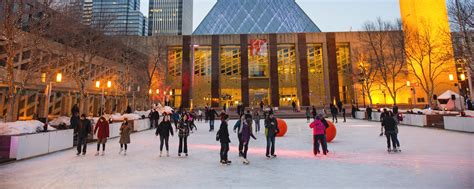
[10,132,50,160]
[132,119,150,132]
[372,112,383,122]
[109,123,122,138]
[355,111,366,119]
[48,129,73,153]
[400,114,426,127]
[443,116,474,132]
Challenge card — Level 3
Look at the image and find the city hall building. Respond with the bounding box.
[141,0,459,109]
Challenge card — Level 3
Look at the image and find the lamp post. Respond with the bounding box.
[44,73,62,128]
[450,73,465,112]
[128,85,140,111]
[96,80,112,116]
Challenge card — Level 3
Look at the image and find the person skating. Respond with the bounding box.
[291,101,297,112]
[254,110,261,133]
[309,115,328,156]
[342,107,346,123]
[366,106,373,120]
[351,104,357,118]
[208,108,218,132]
[94,117,109,156]
[239,116,257,164]
[265,113,279,158]
[311,106,317,121]
[171,110,180,131]
[233,114,244,157]
[156,113,174,157]
[330,104,338,123]
[76,114,92,156]
[178,115,190,156]
[119,118,132,156]
[381,112,400,152]
[216,113,231,165]
[305,107,311,123]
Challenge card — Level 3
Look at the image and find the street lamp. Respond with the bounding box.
[450,73,466,112]
[96,80,112,116]
[44,73,63,128]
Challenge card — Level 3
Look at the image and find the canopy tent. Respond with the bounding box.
[437,90,464,111]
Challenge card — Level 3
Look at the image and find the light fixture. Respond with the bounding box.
[449,74,454,81]
[95,81,100,88]
[156,89,159,94]
[148,89,152,94]
[41,73,46,83]
[460,73,466,81]
[56,73,62,82]
[406,81,410,87]
[107,80,112,88]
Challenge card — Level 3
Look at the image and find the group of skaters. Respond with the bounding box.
[305,102,346,124]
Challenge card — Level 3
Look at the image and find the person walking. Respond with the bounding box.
[119,118,132,156]
[156,113,174,157]
[265,113,279,158]
[76,114,92,156]
[254,110,261,133]
[305,107,311,123]
[94,117,109,156]
[208,108,218,132]
[381,112,400,152]
[216,113,231,165]
[178,115,190,156]
[239,116,257,164]
[309,115,328,156]
[330,104,338,123]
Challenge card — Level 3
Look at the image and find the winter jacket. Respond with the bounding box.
[119,123,132,144]
[309,120,325,135]
[76,119,92,138]
[240,120,256,144]
[382,116,397,133]
[233,119,242,132]
[172,113,180,122]
[217,121,231,143]
[265,117,279,137]
[208,110,218,120]
[156,121,174,137]
[70,115,80,130]
[178,121,190,137]
[94,120,110,139]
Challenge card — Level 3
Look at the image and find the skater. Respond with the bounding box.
[366,106,373,120]
[197,109,203,122]
[94,117,109,156]
[171,110,180,131]
[216,113,231,165]
[239,116,257,164]
[351,104,357,118]
[254,110,261,133]
[187,112,197,132]
[291,101,297,112]
[156,113,174,157]
[330,104,338,123]
[204,106,209,123]
[119,118,132,155]
[342,107,346,123]
[311,106,317,121]
[305,107,311,123]
[265,113,279,158]
[381,112,400,152]
[233,114,244,157]
[337,100,343,113]
[208,108,218,132]
[76,114,92,156]
[309,114,328,155]
[178,115,190,156]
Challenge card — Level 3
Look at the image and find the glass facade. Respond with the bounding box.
[167,48,183,107]
[248,47,270,106]
[336,43,354,104]
[193,0,321,35]
[220,46,242,108]
[307,44,326,106]
[277,45,298,107]
[192,47,212,108]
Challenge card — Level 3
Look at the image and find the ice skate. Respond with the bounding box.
[101,151,105,156]
[94,151,100,156]
[242,158,250,164]
[119,149,123,155]
[226,160,232,165]
[82,152,86,156]
[123,150,127,156]
[271,154,277,158]
[387,148,392,153]
[166,151,169,157]
[266,155,271,159]
[220,160,227,165]
[185,153,188,157]
[178,153,181,157]
[76,152,81,156]
[159,151,163,157]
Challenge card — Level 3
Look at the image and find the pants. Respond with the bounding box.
[306,116,310,122]
[255,120,260,132]
[209,120,215,130]
[220,142,229,161]
[160,135,170,151]
[367,113,372,120]
[120,143,128,150]
[343,113,346,122]
[266,136,276,156]
[242,141,249,159]
[237,134,243,155]
[313,135,328,154]
[178,136,188,154]
[96,143,105,151]
[385,132,399,149]
[77,137,87,154]
[173,120,178,130]
[332,113,338,123]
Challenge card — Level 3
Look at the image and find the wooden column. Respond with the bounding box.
[326,33,340,103]
[181,36,192,108]
[240,34,250,107]
[211,35,220,108]
[269,34,280,107]
[297,33,310,106]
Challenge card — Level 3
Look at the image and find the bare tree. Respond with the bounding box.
[359,18,407,105]
[142,37,168,105]
[404,22,454,107]
[353,49,379,106]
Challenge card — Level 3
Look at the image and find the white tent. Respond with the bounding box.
[437,90,464,111]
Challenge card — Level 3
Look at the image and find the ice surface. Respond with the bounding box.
[0,120,55,135]
[0,119,472,188]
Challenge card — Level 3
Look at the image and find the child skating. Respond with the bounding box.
[381,112,401,152]
[119,118,132,156]
[239,117,257,164]
[156,113,174,157]
[309,114,328,156]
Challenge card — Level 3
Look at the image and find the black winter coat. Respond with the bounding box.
[217,122,231,143]
[265,117,279,137]
[382,116,397,133]
[156,121,174,137]
[70,115,80,130]
[76,119,92,138]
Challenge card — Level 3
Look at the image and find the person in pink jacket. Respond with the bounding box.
[309,114,328,156]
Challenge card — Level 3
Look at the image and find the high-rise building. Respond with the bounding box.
[193,0,320,35]
[148,0,193,36]
[83,0,148,36]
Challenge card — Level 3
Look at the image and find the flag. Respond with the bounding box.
[250,39,268,56]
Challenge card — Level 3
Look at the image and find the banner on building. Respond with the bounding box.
[250,39,268,56]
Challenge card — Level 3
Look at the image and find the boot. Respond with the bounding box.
[101,151,105,156]
[95,151,100,156]
[119,148,123,154]
[159,151,163,157]
[166,151,169,157]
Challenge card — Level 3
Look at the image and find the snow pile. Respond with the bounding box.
[134,110,150,118]
[49,116,71,126]
[109,113,141,121]
[110,113,123,121]
[0,120,56,135]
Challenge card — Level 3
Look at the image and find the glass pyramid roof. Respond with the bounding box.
[193,0,321,35]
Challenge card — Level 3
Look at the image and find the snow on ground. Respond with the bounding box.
[0,119,472,188]
[0,120,55,135]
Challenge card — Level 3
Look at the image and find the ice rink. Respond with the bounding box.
[0,118,473,188]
